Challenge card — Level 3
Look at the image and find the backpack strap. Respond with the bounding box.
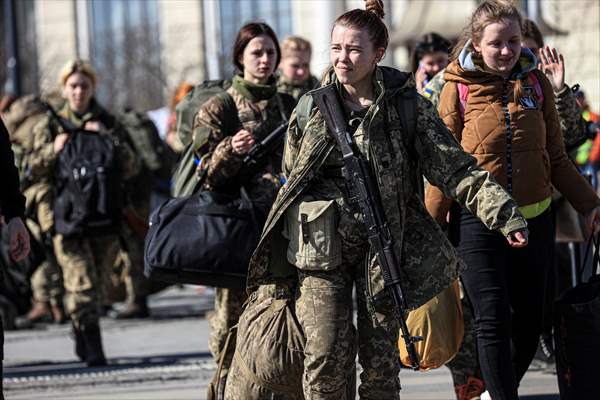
[528,71,544,104]
[394,89,422,199]
[457,82,469,122]
[216,91,238,133]
[294,94,314,133]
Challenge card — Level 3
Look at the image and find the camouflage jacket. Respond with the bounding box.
[423,69,586,150]
[247,66,526,310]
[192,75,295,201]
[276,73,319,102]
[29,99,140,184]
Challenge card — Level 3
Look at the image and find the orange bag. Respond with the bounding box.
[399,280,464,371]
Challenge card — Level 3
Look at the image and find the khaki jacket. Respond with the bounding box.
[426,45,599,223]
[247,66,527,310]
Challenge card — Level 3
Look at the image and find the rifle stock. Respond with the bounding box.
[311,84,423,370]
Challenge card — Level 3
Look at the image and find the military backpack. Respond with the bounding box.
[171,80,235,197]
[117,108,176,182]
[48,109,123,238]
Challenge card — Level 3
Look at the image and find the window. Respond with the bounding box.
[1,0,39,96]
[217,0,293,78]
[88,0,163,111]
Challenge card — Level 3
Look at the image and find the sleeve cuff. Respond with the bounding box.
[554,84,570,97]
[499,217,528,237]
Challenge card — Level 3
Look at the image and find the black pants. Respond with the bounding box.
[458,208,554,400]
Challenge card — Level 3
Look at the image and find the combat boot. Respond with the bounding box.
[81,323,107,367]
[50,302,66,324]
[14,301,52,329]
[111,297,150,319]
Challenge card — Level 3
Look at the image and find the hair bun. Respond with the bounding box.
[365,0,385,19]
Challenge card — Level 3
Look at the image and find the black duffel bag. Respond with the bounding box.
[144,188,261,289]
[554,233,600,399]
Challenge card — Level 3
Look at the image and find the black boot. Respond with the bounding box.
[72,324,87,362]
[81,323,107,367]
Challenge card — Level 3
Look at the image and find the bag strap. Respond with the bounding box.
[580,233,600,282]
[528,71,544,104]
[395,89,422,199]
[295,94,314,133]
[457,82,469,122]
[192,92,238,195]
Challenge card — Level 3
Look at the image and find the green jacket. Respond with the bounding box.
[247,66,527,310]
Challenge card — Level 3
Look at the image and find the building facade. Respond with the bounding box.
[1,0,598,113]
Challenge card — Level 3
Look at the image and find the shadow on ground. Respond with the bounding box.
[4,351,212,379]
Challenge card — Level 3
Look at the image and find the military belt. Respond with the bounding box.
[254,282,295,302]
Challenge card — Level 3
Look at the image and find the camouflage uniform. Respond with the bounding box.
[247,66,526,400]
[192,74,295,366]
[29,100,140,329]
[422,69,587,396]
[4,96,65,312]
[277,73,320,102]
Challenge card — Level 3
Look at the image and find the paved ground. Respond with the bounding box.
[3,285,560,400]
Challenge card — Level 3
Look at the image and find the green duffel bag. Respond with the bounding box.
[208,283,305,400]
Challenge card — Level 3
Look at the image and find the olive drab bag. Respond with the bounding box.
[170,81,235,198]
[208,284,305,400]
[117,108,176,182]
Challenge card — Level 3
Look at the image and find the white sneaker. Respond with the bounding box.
[480,391,492,400]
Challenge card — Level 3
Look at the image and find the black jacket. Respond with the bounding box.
[0,117,25,220]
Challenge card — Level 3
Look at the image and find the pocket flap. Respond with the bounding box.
[298,199,336,222]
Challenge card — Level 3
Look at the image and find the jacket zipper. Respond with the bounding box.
[502,78,514,194]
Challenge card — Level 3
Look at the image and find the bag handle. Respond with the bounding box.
[580,233,600,282]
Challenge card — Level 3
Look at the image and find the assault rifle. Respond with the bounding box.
[243,120,288,166]
[311,84,423,370]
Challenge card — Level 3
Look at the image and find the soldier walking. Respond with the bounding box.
[191,22,295,385]
[29,60,140,366]
[246,1,529,399]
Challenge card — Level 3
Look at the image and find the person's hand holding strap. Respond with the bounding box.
[231,129,255,155]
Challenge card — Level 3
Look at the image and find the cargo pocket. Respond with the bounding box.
[286,199,342,270]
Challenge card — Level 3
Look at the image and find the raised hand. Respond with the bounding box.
[539,45,565,92]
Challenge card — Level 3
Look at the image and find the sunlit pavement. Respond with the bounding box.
[3,285,559,400]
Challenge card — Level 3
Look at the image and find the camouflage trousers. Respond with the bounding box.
[294,204,401,400]
[115,225,149,304]
[52,234,121,328]
[447,292,480,387]
[209,287,248,364]
[30,257,63,305]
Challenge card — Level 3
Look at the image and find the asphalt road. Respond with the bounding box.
[3,285,560,400]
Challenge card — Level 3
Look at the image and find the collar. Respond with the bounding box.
[232,74,278,101]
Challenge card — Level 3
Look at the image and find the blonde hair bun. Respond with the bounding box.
[365,0,385,19]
